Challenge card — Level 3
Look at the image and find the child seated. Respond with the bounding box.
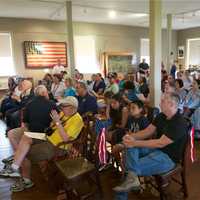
[112,100,149,173]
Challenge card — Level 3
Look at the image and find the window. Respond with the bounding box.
[0,33,15,76]
[74,36,99,73]
[187,38,200,67]
[140,38,150,64]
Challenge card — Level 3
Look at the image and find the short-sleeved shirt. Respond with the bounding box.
[64,87,76,97]
[139,62,149,70]
[105,83,119,94]
[77,93,98,115]
[47,112,84,148]
[24,96,57,132]
[93,80,106,94]
[127,116,149,133]
[152,112,188,163]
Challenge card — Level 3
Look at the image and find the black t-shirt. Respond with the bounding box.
[93,80,106,94]
[139,83,149,98]
[23,96,57,132]
[139,62,149,70]
[152,112,188,163]
[127,116,149,133]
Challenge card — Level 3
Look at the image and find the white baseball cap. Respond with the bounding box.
[58,96,78,108]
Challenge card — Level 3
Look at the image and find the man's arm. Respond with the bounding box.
[55,122,69,142]
[123,134,173,149]
[129,124,156,140]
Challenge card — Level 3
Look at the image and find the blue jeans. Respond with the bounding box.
[126,147,175,176]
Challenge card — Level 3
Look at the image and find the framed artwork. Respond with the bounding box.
[0,77,9,90]
[178,46,184,59]
[101,52,135,76]
[23,41,67,69]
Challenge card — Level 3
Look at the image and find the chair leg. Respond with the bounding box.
[181,171,188,198]
[95,170,103,198]
[155,177,168,200]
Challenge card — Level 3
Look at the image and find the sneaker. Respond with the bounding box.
[3,162,12,170]
[0,165,20,177]
[11,178,34,192]
[113,171,140,192]
[2,155,14,164]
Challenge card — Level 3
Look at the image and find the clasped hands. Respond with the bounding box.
[122,131,137,148]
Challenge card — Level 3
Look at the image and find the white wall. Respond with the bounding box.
[0,17,177,82]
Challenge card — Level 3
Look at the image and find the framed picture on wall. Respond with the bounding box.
[101,52,135,76]
[23,41,67,69]
[178,46,184,59]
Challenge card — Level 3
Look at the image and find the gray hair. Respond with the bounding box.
[34,85,48,96]
[167,92,180,107]
[77,81,87,90]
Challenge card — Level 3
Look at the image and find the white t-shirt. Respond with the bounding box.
[51,82,65,98]
[52,65,65,74]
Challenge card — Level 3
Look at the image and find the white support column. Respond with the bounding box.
[166,13,172,72]
[149,0,162,107]
[66,1,75,78]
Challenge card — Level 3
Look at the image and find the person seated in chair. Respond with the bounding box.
[76,81,98,115]
[112,100,149,168]
[0,96,84,193]
[183,79,200,117]
[5,79,34,131]
[106,93,129,144]
[6,85,57,154]
[113,92,188,192]
[0,79,23,118]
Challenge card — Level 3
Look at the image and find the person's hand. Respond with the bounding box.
[126,130,132,135]
[123,134,136,148]
[50,110,60,123]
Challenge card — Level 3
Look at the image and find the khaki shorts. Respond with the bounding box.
[9,127,56,163]
[8,127,28,143]
[27,141,56,164]
[9,127,43,145]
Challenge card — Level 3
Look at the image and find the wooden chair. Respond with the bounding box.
[50,115,103,200]
[148,134,190,200]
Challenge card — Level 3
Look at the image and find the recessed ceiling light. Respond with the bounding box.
[109,10,116,19]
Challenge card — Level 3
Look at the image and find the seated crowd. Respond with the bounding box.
[0,65,199,196]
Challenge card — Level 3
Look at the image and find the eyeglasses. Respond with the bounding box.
[60,104,72,108]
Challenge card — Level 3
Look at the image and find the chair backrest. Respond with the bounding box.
[181,118,193,169]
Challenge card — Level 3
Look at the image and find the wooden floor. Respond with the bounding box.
[0,120,200,200]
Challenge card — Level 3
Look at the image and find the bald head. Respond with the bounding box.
[22,80,32,91]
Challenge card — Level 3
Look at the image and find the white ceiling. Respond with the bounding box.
[0,0,200,30]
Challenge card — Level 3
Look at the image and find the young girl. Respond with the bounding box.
[126,100,149,134]
[106,94,129,144]
[112,100,149,173]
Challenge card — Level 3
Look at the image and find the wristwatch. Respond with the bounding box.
[55,122,60,126]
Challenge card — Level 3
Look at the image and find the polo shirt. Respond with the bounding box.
[47,112,84,148]
[77,93,98,115]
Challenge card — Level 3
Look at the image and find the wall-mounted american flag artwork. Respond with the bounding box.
[24,41,67,68]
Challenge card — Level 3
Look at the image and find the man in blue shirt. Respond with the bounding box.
[76,82,98,115]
